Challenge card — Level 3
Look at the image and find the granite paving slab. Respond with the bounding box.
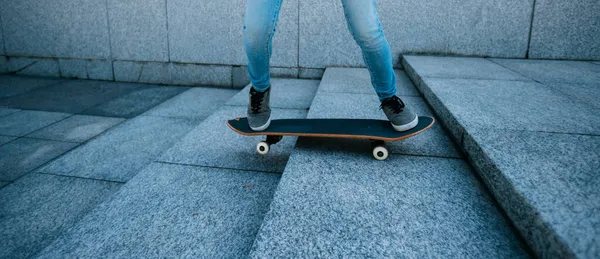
[308,92,461,158]
[225,78,319,109]
[463,128,600,258]
[0,181,8,188]
[0,110,70,136]
[27,115,124,143]
[489,58,600,84]
[0,75,63,98]
[0,108,20,117]
[37,116,198,182]
[0,80,140,113]
[317,68,420,97]
[402,56,531,81]
[0,138,77,181]
[0,173,121,259]
[159,106,306,173]
[81,85,188,118]
[250,149,528,257]
[143,87,238,119]
[0,135,17,146]
[422,78,600,135]
[37,162,279,258]
[544,82,600,109]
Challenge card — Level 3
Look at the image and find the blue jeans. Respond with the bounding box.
[244,0,396,101]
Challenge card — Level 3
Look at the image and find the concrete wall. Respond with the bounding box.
[0,0,598,87]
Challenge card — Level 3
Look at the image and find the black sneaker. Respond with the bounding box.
[380,95,418,132]
[247,86,271,131]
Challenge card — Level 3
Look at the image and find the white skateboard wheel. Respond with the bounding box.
[372,146,388,161]
[257,141,270,155]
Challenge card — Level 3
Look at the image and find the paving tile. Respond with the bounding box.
[232,65,251,88]
[107,0,168,61]
[463,128,600,258]
[0,173,121,258]
[0,138,78,181]
[489,58,600,84]
[299,68,325,79]
[81,85,188,118]
[87,60,113,81]
[0,181,8,188]
[528,0,600,60]
[7,57,60,77]
[57,59,114,81]
[226,78,319,109]
[59,59,87,79]
[143,87,238,120]
[251,150,528,257]
[423,78,600,135]
[0,56,7,73]
[300,0,532,68]
[37,163,279,258]
[0,75,63,98]
[0,0,110,58]
[0,135,16,146]
[159,106,306,173]
[544,82,600,109]
[271,67,298,78]
[167,0,298,67]
[403,56,531,81]
[318,68,420,97]
[170,63,232,87]
[0,108,20,117]
[0,110,70,136]
[37,116,198,182]
[308,92,461,158]
[113,60,143,82]
[0,80,140,113]
[27,115,124,142]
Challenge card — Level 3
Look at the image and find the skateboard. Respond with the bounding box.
[227,116,435,160]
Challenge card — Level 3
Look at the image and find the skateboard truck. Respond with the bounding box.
[256,135,283,155]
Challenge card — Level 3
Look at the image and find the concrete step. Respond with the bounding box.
[249,67,530,257]
[402,55,600,258]
[35,78,320,257]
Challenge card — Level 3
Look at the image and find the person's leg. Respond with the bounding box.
[243,0,284,131]
[244,0,284,92]
[340,0,396,101]
[341,0,418,131]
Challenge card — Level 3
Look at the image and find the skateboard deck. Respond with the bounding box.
[227,116,435,160]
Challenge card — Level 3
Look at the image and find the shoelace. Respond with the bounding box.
[250,89,265,113]
[380,96,405,113]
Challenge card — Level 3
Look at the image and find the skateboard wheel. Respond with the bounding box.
[372,146,388,161]
[257,141,270,155]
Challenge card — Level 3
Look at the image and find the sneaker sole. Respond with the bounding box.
[391,115,419,132]
[250,118,271,131]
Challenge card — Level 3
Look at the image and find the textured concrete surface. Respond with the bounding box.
[308,92,461,158]
[86,60,114,81]
[421,78,600,135]
[143,87,238,119]
[6,57,60,77]
[107,0,168,62]
[251,150,528,257]
[0,56,7,73]
[0,181,7,188]
[38,163,279,258]
[27,115,124,143]
[0,0,110,58]
[0,110,70,136]
[0,138,77,181]
[226,78,319,109]
[0,108,20,117]
[0,173,121,258]
[544,82,600,109]
[113,61,143,82]
[317,68,420,97]
[0,80,139,113]
[402,56,531,81]
[0,135,16,146]
[59,59,87,79]
[159,105,306,173]
[529,0,600,60]
[38,116,198,182]
[300,0,533,68]
[169,63,232,87]
[299,68,325,79]
[80,85,188,118]
[489,58,600,84]
[167,0,298,67]
[463,128,600,258]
